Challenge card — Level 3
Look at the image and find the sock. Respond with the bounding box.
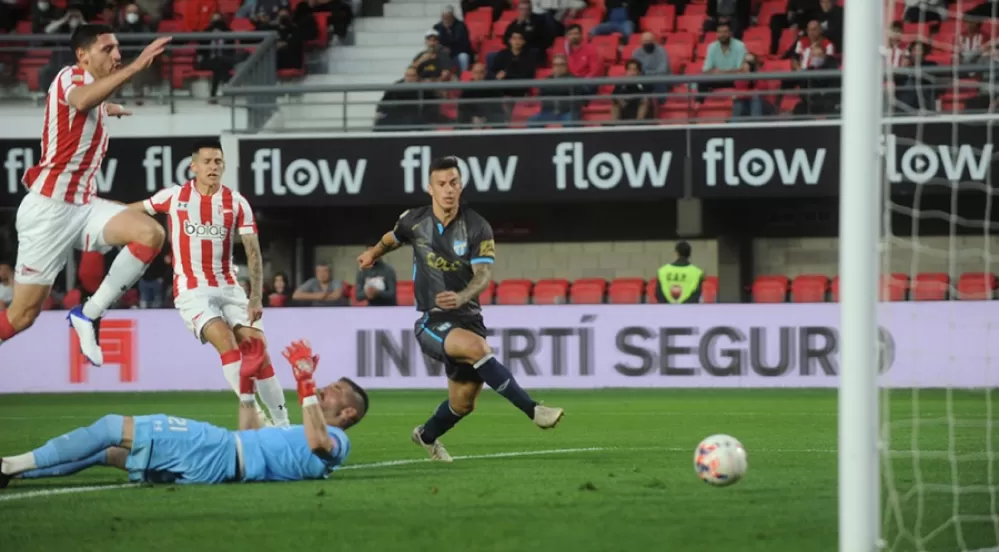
[82,242,159,320]
[222,350,267,418]
[19,449,108,479]
[255,363,289,426]
[6,414,123,475]
[474,355,537,419]
[0,311,14,343]
[420,400,466,444]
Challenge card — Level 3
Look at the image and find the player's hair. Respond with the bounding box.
[191,138,224,157]
[675,241,692,258]
[340,377,369,416]
[70,24,115,55]
[429,156,461,176]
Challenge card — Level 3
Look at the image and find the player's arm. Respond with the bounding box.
[453,220,496,306]
[66,37,172,112]
[236,197,263,310]
[238,401,262,430]
[282,341,335,455]
[359,210,414,267]
[129,188,174,215]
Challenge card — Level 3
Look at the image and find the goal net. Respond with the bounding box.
[873,0,999,550]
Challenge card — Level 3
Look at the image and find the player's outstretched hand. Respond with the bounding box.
[131,36,172,71]
[357,249,376,270]
[282,340,320,381]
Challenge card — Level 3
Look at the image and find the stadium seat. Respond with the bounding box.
[570,279,607,304]
[268,294,288,307]
[910,273,949,301]
[790,274,829,303]
[533,279,570,304]
[752,276,789,303]
[640,15,673,37]
[479,280,497,305]
[957,272,995,300]
[397,281,415,306]
[701,275,718,303]
[880,273,909,302]
[608,278,646,304]
[496,279,533,305]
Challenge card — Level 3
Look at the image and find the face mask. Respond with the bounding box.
[125,12,139,23]
[642,43,655,53]
[37,2,49,10]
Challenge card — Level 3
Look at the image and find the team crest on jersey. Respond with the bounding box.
[452,240,467,256]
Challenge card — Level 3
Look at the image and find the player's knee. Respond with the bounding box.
[466,339,492,364]
[135,220,166,249]
[126,230,164,264]
[450,398,475,416]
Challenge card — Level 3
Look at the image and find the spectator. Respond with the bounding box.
[903,0,946,25]
[197,13,236,102]
[768,0,815,56]
[883,20,906,70]
[31,0,63,34]
[458,62,505,126]
[631,31,669,95]
[291,0,319,43]
[272,7,305,70]
[590,0,635,41]
[252,0,287,26]
[810,0,842,51]
[293,262,348,306]
[563,23,603,92]
[461,0,508,23]
[611,59,652,121]
[793,42,838,116]
[138,251,171,308]
[704,0,750,37]
[656,241,704,304]
[268,272,292,307]
[956,20,987,66]
[40,9,84,89]
[117,2,155,105]
[375,66,435,129]
[504,1,550,65]
[434,6,473,74]
[732,52,774,118]
[701,21,746,92]
[529,53,580,124]
[355,259,397,306]
[310,0,352,44]
[489,29,536,97]
[896,40,938,113]
[45,6,84,33]
[414,30,455,81]
[791,19,834,71]
[183,0,218,32]
[0,263,12,310]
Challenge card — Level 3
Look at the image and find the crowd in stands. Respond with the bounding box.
[375,0,999,127]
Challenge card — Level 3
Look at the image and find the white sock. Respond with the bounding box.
[256,376,289,426]
[82,246,152,319]
[222,360,266,418]
[3,453,37,475]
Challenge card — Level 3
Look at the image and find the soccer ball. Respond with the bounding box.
[694,434,747,486]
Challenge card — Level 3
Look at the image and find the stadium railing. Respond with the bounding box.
[0,31,278,113]
[221,63,999,133]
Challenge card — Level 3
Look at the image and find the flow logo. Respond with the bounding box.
[4,147,34,194]
[551,142,673,191]
[250,148,366,196]
[400,146,517,194]
[881,134,993,185]
[143,146,194,192]
[702,137,827,187]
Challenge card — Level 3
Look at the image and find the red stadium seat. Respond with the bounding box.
[880,273,909,302]
[910,272,949,301]
[533,279,570,304]
[790,274,829,303]
[701,275,718,303]
[608,278,646,304]
[570,279,607,304]
[752,277,788,303]
[479,280,497,305]
[957,272,995,300]
[496,279,533,305]
[396,281,415,306]
[268,293,288,307]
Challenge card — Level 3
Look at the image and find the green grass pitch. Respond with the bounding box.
[0,389,995,552]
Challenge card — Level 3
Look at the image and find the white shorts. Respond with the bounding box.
[15,192,125,286]
[175,286,265,344]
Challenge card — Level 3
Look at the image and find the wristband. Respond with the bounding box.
[302,395,319,408]
[296,378,316,404]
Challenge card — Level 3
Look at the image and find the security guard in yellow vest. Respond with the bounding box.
[655,241,705,304]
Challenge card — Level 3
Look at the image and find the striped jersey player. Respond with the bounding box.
[127,138,289,428]
[0,25,172,366]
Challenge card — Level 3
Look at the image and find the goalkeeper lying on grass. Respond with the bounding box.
[1,338,368,487]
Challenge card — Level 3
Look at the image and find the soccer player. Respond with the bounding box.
[128,138,289,427]
[0,25,172,364]
[356,156,564,463]
[0,339,367,487]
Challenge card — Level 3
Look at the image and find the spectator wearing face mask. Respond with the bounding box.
[117,3,155,104]
[32,0,63,33]
[630,31,669,96]
[198,13,235,102]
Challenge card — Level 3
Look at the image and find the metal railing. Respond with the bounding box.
[222,62,999,133]
[0,31,277,113]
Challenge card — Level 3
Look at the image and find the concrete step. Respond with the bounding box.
[331,45,418,61]
[383,2,452,17]
[355,16,438,32]
[329,58,410,74]
[354,30,427,46]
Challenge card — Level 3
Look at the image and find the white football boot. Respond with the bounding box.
[533,403,565,429]
[412,426,453,463]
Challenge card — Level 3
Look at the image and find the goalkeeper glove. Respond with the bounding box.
[282,340,320,405]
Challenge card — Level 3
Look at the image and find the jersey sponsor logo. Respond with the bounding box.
[425,252,462,272]
[433,322,452,333]
[670,285,683,300]
[478,239,495,258]
[183,221,229,239]
[452,239,467,256]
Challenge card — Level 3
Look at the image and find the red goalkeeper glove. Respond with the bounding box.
[282,340,320,405]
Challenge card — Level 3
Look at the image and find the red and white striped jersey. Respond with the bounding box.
[796,37,835,68]
[22,65,110,205]
[143,180,258,296]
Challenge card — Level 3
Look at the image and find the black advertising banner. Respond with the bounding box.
[238,121,997,205]
[237,128,686,206]
[0,136,209,208]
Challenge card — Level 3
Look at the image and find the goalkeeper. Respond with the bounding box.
[0,338,368,487]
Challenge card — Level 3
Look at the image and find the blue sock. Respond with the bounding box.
[474,356,537,419]
[20,449,108,479]
[32,414,123,469]
[420,400,465,444]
